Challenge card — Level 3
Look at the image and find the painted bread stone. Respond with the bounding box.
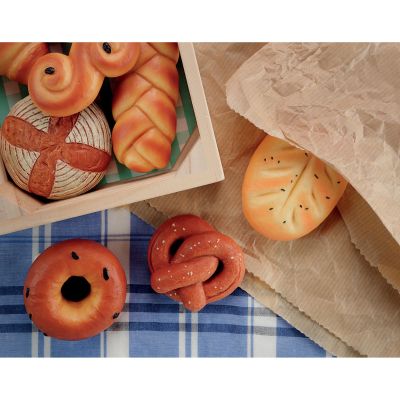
[0,96,111,199]
[147,215,246,312]
[242,135,348,241]
[24,239,127,341]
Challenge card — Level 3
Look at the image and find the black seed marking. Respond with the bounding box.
[29,314,32,320]
[103,42,112,53]
[44,67,55,75]
[305,207,309,210]
[290,180,293,183]
[305,152,308,157]
[277,160,280,164]
[71,251,79,260]
[112,312,120,319]
[295,174,298,177]
[103,268,109,281]
[43,333,48,337]
[25,288,30,298]
[264,158,266,162]
[300,204,303,208]
[269,207,274,211]
[271,156,274,160]
[283,221,286,224]
[314,174,319,179]
[337,181,341,184]
[280,188,286,192]
[326,196,330,200]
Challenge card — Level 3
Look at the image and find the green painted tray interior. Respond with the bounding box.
[0,44,197,188]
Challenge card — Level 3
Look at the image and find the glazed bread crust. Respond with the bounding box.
[111,42,180,172]
[0,42,48,84]
[148,215,245,312]
[23,239,126,341]
[28,42,140,117]
[242,135,348,241]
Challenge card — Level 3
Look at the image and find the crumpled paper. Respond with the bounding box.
[130,43,400,356]
[226,43,400,246]
[224,43,400,355]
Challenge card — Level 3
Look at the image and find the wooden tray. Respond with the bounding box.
[0,43,224,235]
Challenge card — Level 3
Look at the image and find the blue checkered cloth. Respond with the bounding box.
[0,208,328,357]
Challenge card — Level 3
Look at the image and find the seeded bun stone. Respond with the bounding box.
[242,135,348,241]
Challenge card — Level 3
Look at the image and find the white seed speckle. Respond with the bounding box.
[172,223,176,227]
[189,247,193,250]
[214,245,217,248]
[162,240,165,244]
[156,247,159,250]
[214,286,218,289]
[170,275,173,278]
[168,270,170,273]
[173,229,177,232]
[230,256,234,260]
[158,278,161,281]
[198,242,201,245]
[182,227,186,231]
[157,286,160,289]
[217,239,220,243]
[180,254,185,258]
[208,240,211,244]
[188,301,191,305]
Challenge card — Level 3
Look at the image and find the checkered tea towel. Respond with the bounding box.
[0,208,329,357]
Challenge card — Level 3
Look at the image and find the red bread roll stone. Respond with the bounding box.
[24,239,127,341]
[242,135,348,241]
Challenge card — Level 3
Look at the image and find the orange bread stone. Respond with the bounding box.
[111,43,179,172]
[242,135,347,241]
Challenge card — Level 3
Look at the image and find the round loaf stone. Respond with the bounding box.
[242,135,348,241]
[0,96,111,200]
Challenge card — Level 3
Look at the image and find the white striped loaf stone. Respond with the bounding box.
[0,96,111,200]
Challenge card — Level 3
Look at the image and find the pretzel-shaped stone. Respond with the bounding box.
[148,215,245,312]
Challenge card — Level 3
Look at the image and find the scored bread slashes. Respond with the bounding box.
[242,135,348,241]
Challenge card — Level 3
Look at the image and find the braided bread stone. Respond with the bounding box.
[111,43,180,172]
